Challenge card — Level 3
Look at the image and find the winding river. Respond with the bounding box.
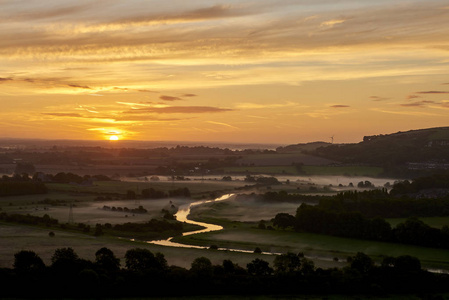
[147,193,449,274]
[149,194,278,254]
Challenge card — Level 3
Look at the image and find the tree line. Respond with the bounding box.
[4,247,448,298]
[0,174,47,196]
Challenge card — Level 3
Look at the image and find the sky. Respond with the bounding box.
[1,0,449,144]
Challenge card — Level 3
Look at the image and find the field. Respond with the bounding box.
[223,165,384,177]
[1,176,449,274]
[173,197,449,271]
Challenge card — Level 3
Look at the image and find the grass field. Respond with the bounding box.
[177,196,449,271]
[2,177,448,274]
[173,222,449,271]
[0,222,286,270]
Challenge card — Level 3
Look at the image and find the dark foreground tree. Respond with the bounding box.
[13,250,45,272]
[247,258,273,276]
[125,248,166,272]
[95,247,120,272]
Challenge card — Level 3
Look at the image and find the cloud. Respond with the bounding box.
[138,89,158,93]
[400,100,436,108]
[400,103,426,107]
[42,113,83,118]
[235,102,297,109]
[117,101,152,107]
[370,96,389,102]
[125,106,233,114]
[110,4,251,26]
[160,95,182,101]
[206,121,239,129]
[320,19,347,28]
[416,91,449,94]
[406,94,420,100]
[0,3,92,22]
[0,76,94,91]
[371,108,441,116]
[68,84,91,89]
[183,94,197,97]
[330,105,350,108]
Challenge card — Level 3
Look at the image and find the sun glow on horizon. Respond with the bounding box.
[109,135,119,141]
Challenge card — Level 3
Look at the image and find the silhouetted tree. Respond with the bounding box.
[13,250,45,272]
[273,252,301,275]
[247,258,273,276]
[95,247,120,272]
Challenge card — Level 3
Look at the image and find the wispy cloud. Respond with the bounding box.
[42,113,83,118]
[206,121,239,129]
[370,96,390,102]
[125,106,233,114]
[320,19,347,28]
[330,105,350,108]
[160,95,182,101]
[416,91,449,94]
[235,102,298,109]
[371,108,441,116]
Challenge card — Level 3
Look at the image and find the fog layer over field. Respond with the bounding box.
[15,198,194,225]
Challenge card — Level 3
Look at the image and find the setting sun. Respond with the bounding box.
[109,135,119,141]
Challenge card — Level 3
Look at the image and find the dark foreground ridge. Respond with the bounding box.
[3,247,449,298]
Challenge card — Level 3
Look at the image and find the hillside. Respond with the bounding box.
[306,127,449,175]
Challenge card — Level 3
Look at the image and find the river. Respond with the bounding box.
[146,193,449,274]
[149,193,280,255]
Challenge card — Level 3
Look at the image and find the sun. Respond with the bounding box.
[109,135,119,141]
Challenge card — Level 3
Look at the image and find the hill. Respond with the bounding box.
[306,127,449,176]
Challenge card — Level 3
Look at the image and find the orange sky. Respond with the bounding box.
[1,1,449,144]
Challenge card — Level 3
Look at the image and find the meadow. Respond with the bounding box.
[1,176,448,274]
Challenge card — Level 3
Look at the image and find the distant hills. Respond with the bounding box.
[286,127,449,176]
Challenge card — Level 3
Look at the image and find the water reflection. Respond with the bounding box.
[149,194,231,248]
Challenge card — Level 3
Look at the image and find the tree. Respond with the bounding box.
[247,258,273,276]
[273,252,301,275]
[350,252,374,274]
[272,213,295,229]
[51,247,79,265]
[14,250,45,272]
[300,258,315,276]
[125,248,163,272]
[394,255,421,272]
[95,247,120,272]
[190,257,213,277]
[258,220,266,229]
